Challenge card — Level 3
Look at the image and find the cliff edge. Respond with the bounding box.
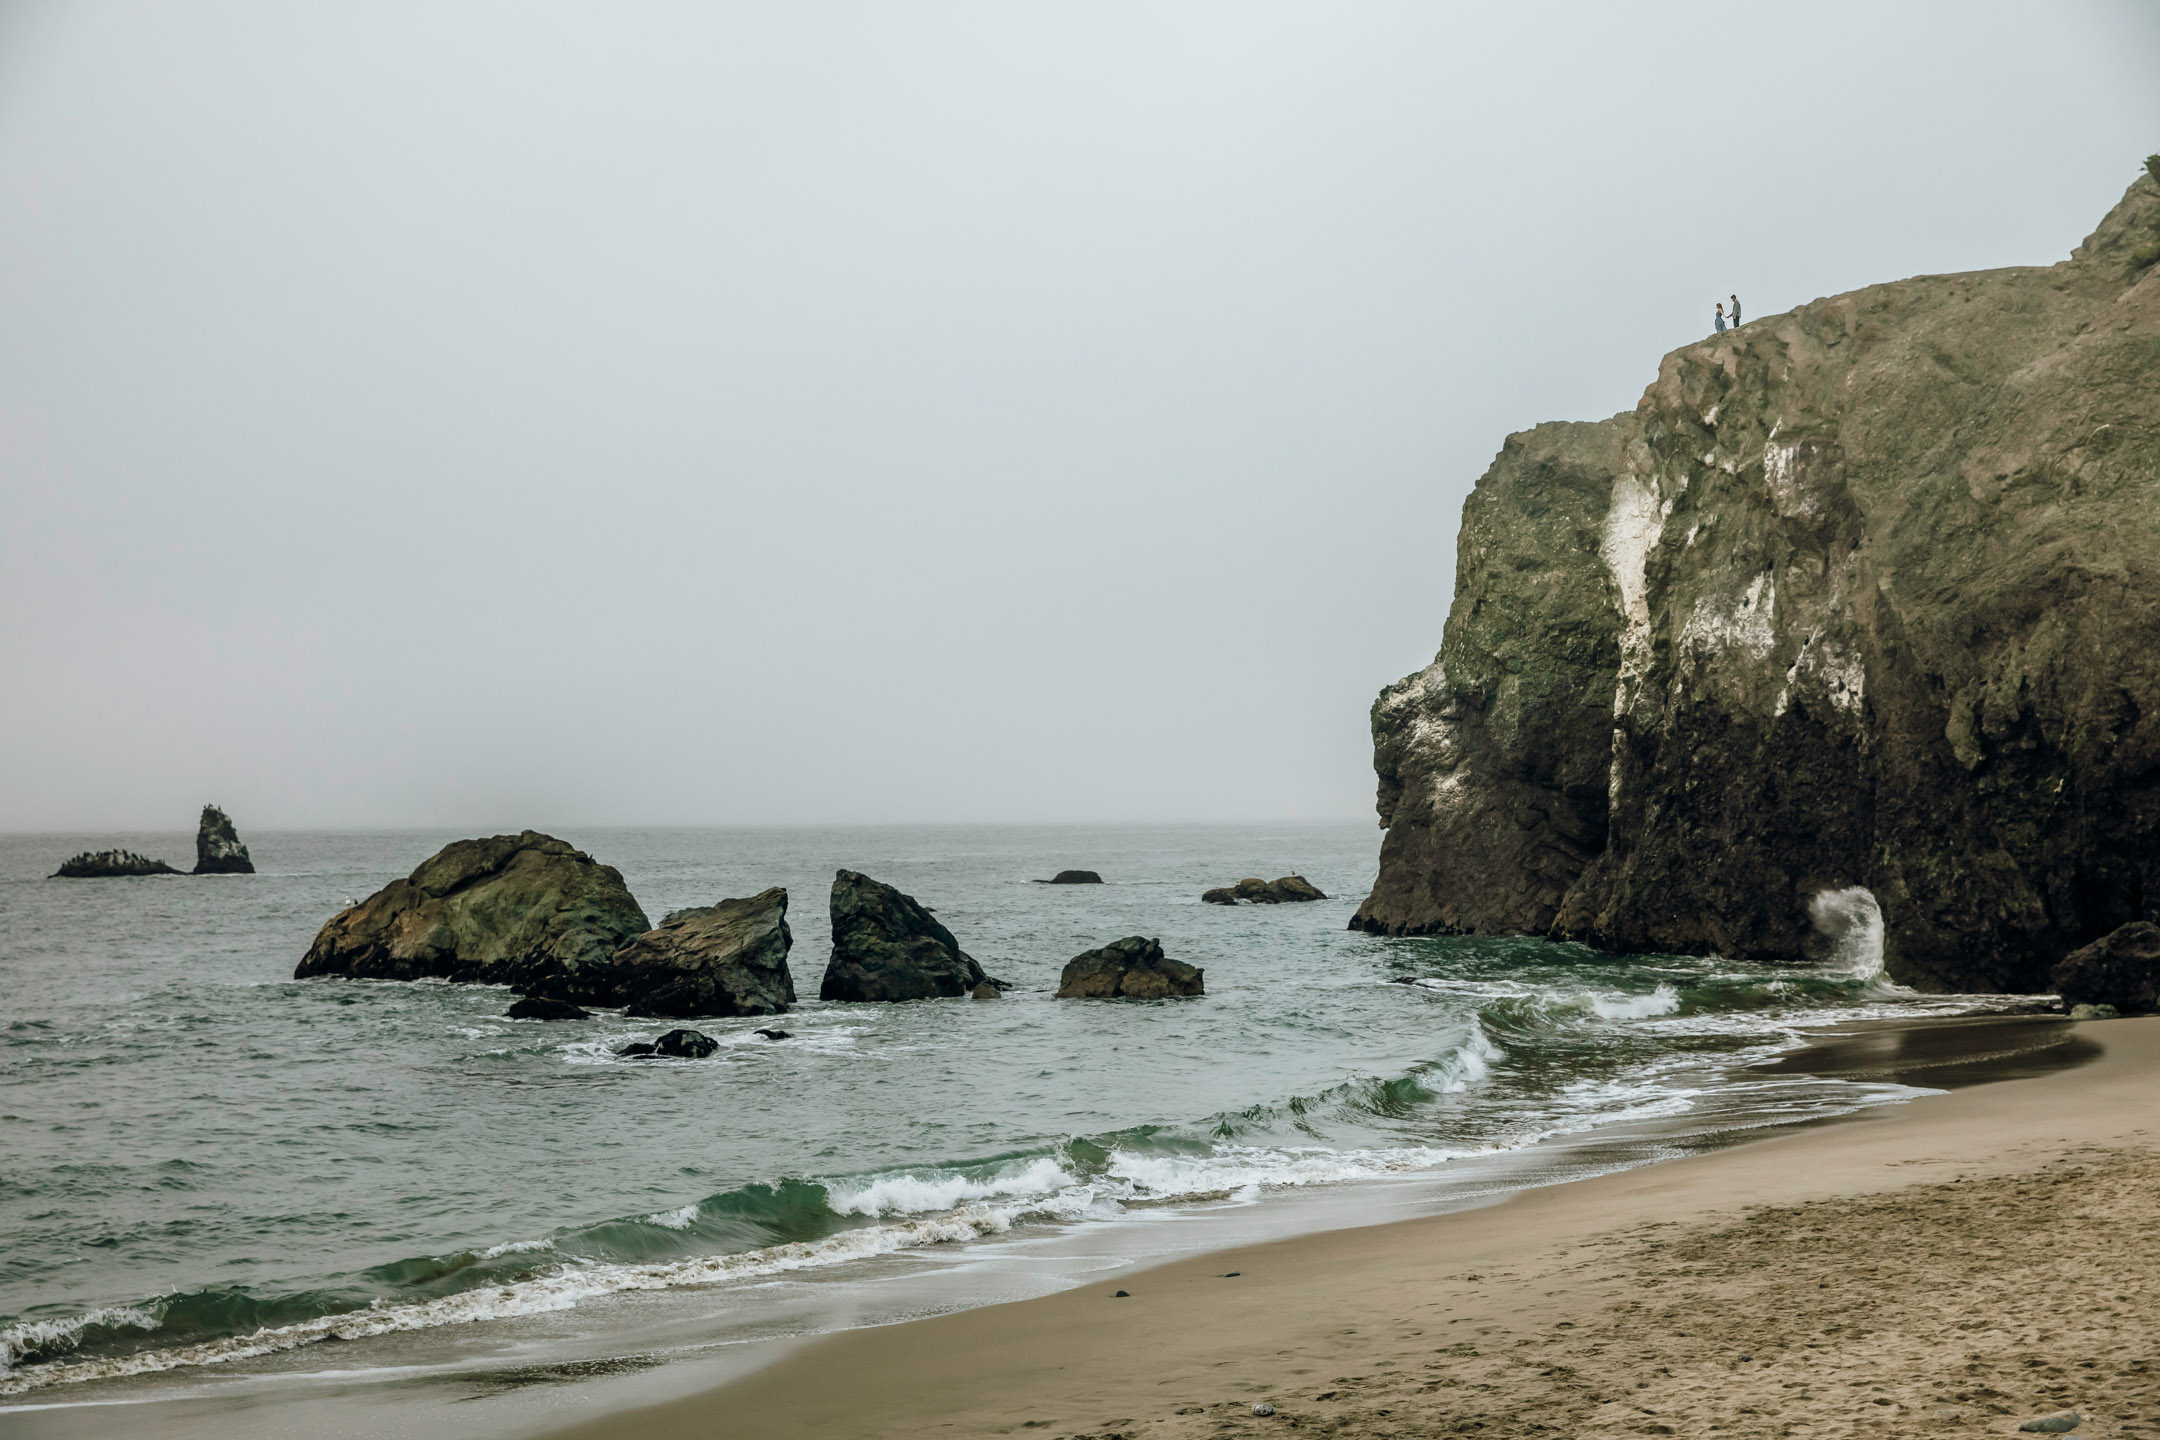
[1355,167,2160,992]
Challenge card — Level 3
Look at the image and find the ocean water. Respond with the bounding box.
[0,824,2041,1410]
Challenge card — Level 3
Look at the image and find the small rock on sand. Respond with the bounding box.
[1251,1403,1275,1416]
[2019,1413,2082,1433]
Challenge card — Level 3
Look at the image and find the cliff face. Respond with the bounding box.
[1355,172,2160,993]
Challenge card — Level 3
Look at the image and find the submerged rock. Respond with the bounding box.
[506,996,592,1021]
[1353,167,2160,992]
[192,805,254,875]
[753,1027,791,1040]
[608,888,795,1018]
[652,1028,718,1059]
[1056,936,1204,999]
[970,980,1002,999]
[617,1041,658,1058]
[819,870,989,1002]
[1036,870,1104,884]
[294,831,649,1002]
[2052,922,2160,1014]
[51,849,180,878]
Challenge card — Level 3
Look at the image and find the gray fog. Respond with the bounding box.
[2,2,2156,831]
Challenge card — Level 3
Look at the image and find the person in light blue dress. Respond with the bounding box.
[1714,302,1727,334]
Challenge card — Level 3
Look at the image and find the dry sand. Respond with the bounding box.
[549,1018,2160,1439]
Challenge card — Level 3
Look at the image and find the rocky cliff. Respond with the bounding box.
[1355,167,2160,993]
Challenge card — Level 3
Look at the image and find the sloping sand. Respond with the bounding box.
[549,1018,2160,1439]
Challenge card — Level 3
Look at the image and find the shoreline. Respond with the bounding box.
[0,1011,2099,1440]
[538,1014,2150,1440]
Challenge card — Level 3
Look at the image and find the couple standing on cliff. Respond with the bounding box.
[1714,293,1742,333]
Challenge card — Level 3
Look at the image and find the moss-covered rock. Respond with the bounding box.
[1357,167,2160,994]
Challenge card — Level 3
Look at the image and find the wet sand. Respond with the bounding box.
[544,1015,2155,1439]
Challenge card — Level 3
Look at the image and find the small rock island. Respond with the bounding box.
[820,869,995,1002]
[1202,876,1327,905]
[193,804,254,874]
[1056,937,1203,998]
[52,849,180,878]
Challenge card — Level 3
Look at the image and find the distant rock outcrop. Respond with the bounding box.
[819,870,989,1002]
[1036,870,1104,885]
[1056,937,1204,999]
[1203,876,1327,905]
[294,831,649,1002]
[607,888,795,1018]
[1353,168,2160,992]
[2051,922,2160,1014]
[51,849,180,878]
[192,805,254,875]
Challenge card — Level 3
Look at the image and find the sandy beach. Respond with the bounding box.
[545,1016,2160,1439]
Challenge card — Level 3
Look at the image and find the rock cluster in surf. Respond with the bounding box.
[609,888,795,1018]
[49,804,256,878]
[1353,166,2160,993]
[1203,876,1326,905]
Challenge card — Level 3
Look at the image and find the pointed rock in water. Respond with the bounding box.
[506,996,592,1020]
[192,805,254,875]
[2052,922,2160,1014]
[294,831,649,1003]
[51,849,180,878]
[652,1028,718,1058]
[1056,936,1203,999]
[609,888,795,1018]
[1036,869,1104,884]
[1352,169,2160,993]
[819,870,989,1002]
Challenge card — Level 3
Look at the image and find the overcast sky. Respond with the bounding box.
[2,2,2156,832]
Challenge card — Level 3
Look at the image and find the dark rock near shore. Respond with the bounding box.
[1056,936,1204,999]
[754,1028,791,1040]
[608,888,794,1018]
[506,996,592,1021]
[192,805,253,875]
[294,831,650,1002]
[819,870,989,1002]
[1353,169,2160,993]
[1036,870,1104,885]
[2052,922,2160,1014]
[653,1028,719,1058]
[52,849,180,878]
[1204,876,1327,905]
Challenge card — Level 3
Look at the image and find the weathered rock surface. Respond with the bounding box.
[607,888,795,1018]
[2051,921,2160,1014]
[506,996,592,1021]
[819,870,988,1002]
[1056,936,1204,998]
[1205,876,1328,905]
[1355,168,2160,993]
[1036,870,1104,884]
[193,805,254,875]
[51,849,180,878]
[653,1028,718,1058]
[294,831,650,1002]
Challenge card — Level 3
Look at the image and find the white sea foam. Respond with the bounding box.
[827,1157,1077,1219]
[0,1308,158,1374]
[1590,984,1681,1021]
[644,1205,699,1230]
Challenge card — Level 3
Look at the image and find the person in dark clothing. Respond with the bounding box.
[1730,293,1743,327]
[1714,302,1727,334]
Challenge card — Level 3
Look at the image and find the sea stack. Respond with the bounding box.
[295,831,650,1002]
[820,870,990,1002]
[607,888,796,1018]
[1351,167,2160,994]
[193,805,254,874]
